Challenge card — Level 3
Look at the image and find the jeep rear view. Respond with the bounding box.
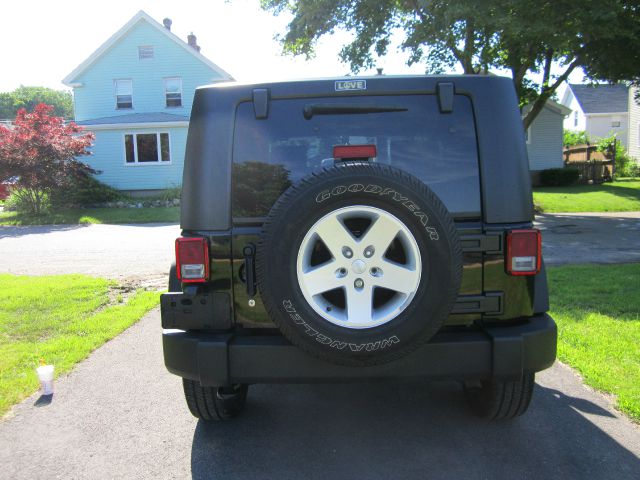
[161,75,556,421]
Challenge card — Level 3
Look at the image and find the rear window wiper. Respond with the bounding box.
[303,104,408,120]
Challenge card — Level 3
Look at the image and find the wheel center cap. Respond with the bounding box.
[351,259,366,274]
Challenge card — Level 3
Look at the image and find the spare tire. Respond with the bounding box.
[257,163,462,366]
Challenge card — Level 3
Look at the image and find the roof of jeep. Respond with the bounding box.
[195,74,508,96]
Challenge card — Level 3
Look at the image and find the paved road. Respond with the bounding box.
[0,223,180,286]
[535,212,640,265]
[0,309,638,479]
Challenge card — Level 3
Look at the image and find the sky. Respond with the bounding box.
[0,0,584,94]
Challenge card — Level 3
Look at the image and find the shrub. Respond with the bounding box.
[540,168,580,186]
[596,134,634,178]
[156,186,181,201]
[563,130,590,147]
[627,162,640,177]
[49,175,126,208]
[5,188,50,214]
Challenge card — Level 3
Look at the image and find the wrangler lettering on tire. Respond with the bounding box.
[257,163,462,366]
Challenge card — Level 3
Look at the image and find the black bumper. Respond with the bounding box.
[162,314,557,386]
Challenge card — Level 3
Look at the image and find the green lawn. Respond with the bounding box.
[533,178,640,213]
[0,207,179,226]
[0,274,159,417]
[548,263,640,421]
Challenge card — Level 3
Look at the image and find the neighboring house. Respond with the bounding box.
[561,83,629,147]
[62,11,233,193]
[523,100,572,182]
[628,87,640,162]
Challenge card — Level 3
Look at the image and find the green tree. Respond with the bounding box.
[0,104,93,214]
[261,0,640,128]
[0,86,73,119]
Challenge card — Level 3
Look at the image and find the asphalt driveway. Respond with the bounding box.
[1,214,639,478]
[0,309,638,479]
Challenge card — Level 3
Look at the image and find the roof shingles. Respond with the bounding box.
[569,84,629,114]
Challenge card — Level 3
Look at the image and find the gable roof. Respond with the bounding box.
[63,10,233,85]
[569,83,628,114]
[522,99,572,117]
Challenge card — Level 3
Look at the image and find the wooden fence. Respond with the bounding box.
[563,141,616,183]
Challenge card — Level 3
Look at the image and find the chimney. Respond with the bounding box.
[376,68,384,76]
[163,18,172,31]
[187,32,201,52]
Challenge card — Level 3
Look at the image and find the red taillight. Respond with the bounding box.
[505,229,542,276]
[333,144,377,160]
[175,237,210,283]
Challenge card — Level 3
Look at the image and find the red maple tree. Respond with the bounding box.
[0,103,95,214]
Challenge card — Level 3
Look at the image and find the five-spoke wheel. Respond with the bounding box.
[297,205,422,329]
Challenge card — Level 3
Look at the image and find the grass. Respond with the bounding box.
[0,274,160,417]
[533,178,640,213]
[0,206,179,226]
[548,263,640,421]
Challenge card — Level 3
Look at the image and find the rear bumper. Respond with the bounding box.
[162,314,557,386]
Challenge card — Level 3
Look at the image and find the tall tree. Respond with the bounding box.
[0,104,94,214]
[261,0,640,128]
[0,86,74,120]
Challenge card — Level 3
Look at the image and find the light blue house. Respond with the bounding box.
[62,11,233,193]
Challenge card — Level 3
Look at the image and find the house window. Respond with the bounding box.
[124,133,171,164]
[573,111,578,127]
[164,77,182,107]
[611,120,621,128]
[138,45,154,60]
[115,79,133,109]
[524,127,531,144]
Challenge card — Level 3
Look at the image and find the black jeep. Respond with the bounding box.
[161,75,556,421]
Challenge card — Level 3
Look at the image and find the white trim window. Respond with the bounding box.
[164,77,182,108]
[138,45,154,60]
[124,133,171,164]
[573,111,578,127]
[115,79,133,109]
[524,127,531,144]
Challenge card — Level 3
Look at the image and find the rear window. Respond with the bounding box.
[232,94,480,219]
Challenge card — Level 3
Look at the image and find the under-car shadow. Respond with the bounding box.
[191,382,639,480]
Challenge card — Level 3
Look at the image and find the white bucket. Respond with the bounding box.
[36,365,54,395]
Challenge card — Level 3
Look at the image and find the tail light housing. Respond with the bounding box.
[505,229,542,275]
[175,237,209,283]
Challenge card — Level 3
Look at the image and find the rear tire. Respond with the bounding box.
[182,379,248,421]
[464,373,535,420]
